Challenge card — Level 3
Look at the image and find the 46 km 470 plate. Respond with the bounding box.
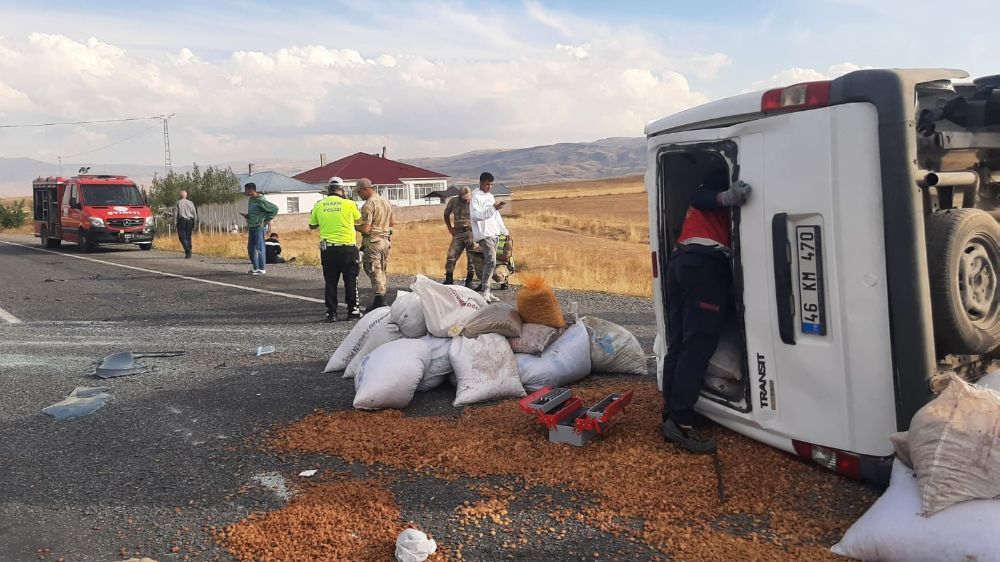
[796,225,826,335]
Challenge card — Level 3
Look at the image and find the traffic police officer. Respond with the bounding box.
[309,177,362,322]
[661,168,751,454]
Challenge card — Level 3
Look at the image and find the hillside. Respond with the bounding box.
[402,136,645,185]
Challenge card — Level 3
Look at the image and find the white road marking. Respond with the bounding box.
[0,240,324,304]
[0,305,22,324]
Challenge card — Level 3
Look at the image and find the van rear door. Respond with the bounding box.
[728,103,897,457]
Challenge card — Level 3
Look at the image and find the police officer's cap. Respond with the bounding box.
[327,176,345,194]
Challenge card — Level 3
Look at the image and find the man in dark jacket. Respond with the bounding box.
[265,233,285,264]
[661,168,751,454]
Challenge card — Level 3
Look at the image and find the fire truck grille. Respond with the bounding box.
[107,218,144,228]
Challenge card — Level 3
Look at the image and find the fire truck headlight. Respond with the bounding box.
[88,217,105,228]
[144,216,154,226]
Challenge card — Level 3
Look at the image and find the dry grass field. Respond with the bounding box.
[155,177,654,296]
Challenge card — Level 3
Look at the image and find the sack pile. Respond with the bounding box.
[323,275,649,410]
[833,373,1000,561]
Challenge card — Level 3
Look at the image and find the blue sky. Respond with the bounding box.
[0,0,996,166]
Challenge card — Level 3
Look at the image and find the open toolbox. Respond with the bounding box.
[518,386,634,446]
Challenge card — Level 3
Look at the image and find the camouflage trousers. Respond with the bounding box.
[362,238,391,296]
[445,230,475,275]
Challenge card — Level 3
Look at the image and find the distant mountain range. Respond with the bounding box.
[0,137,646,196]
[402,137,645,185]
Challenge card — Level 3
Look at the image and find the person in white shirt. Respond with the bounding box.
[469,172,508,303]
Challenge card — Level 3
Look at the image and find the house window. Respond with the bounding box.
[379,185,407,202]
[286,197,300,213]
[412,182,442,200]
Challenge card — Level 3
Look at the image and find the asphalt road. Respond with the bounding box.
[0,233,660,562]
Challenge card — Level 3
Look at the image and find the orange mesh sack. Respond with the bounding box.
[516,276,566,329]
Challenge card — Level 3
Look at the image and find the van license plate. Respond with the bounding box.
[796,225,826,335]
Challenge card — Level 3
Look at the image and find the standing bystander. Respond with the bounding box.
[309,177,362,322]
[355,178,394,313]
[442,186,475,287]
[241,182,278,275]
[174,191,197,259]
[469,172,507,303]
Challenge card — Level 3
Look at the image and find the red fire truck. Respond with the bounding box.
[32,174,155,252]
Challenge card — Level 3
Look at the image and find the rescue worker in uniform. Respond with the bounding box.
[442,186,475,287]
[309,177,362,322]
[355,178,394,313]
[661,169,751,454]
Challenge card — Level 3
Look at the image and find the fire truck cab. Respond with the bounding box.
[32,174,155,252]
[646,68,1000,484]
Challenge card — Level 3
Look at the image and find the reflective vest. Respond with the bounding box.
[678,206,731,250]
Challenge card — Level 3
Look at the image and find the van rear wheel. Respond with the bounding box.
[926,209,1000,355]
[40,226,61,248]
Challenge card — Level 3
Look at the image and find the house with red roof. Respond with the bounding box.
[293,151,449,207]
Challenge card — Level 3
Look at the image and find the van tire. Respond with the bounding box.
[926,209,1000,355]
[40,226,61,248]
[78,229,94,253]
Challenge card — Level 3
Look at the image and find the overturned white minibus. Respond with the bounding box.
[646,68,1000,483]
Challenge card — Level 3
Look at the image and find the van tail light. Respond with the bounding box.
[792,440,861,480]
[651,251,659,278]
[761,81,831,112]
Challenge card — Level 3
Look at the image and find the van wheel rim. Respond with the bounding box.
[959,238,998,326]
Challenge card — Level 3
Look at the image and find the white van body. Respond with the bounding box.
[645,69,1000,482]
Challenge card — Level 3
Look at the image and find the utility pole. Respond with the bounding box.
[161,113,175,175]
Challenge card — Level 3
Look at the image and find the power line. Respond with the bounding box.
[60,122,161,159]
[0,116,162,129]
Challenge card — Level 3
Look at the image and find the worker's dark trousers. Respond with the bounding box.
[321,245,360,317]
[176,218,194,256]
[662,249,731,426]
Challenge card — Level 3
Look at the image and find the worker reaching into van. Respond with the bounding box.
[661,170,751,454]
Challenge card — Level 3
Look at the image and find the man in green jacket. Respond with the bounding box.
[242,182,278,275]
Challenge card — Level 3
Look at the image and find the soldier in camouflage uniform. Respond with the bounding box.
[442,186,475,287]
[355,178,395,313]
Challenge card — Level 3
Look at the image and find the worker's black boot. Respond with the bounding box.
[364,295,385,314]
[443,273,454,285]
[661,419,716,454]
[464,272,475,288]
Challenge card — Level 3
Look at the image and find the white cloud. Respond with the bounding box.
[749,62,872,90]
[0,4,717,165]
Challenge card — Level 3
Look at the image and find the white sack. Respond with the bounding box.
[353,339,430,410]
[581,316,646,375]
[390,290,428,338]
[976,370,1000,392]
[831,460,1000,562]
[395,528,437,562]
[324,307,391,372]
[706,324,742,381]
[450,334,524,407]
[416,335,452,392]
[410,274,487,337]
[461,303,523,338]
[906,374,1000,515]
[516,322,592,393]
[344,321,403,379]
[509,323,561,355]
